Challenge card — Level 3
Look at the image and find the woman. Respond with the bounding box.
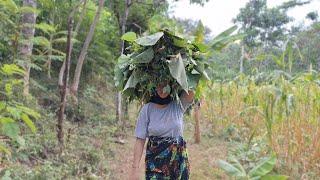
[129,82,194,180]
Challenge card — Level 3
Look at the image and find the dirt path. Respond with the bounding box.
[108,134,228,180]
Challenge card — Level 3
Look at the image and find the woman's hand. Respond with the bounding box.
[129,138,146,180]
[182,90,195,103]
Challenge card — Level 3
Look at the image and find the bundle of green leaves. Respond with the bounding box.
[114,30,210,103]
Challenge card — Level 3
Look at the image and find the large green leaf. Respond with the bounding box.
[217,159,246,177]
[173,38,187,48]
[187,73,201,89]
[248,155,277,178]
[114,55,132,88]
[114,68,125,88]
[194,61,210,80]
[121,32,137,42]
[163,29,185,40]
[167,53,188,92]
[123,71,139,91]
[131,48,154,64]
[135,32,164,46]
[117,54,131,69]
[229,157,247,176]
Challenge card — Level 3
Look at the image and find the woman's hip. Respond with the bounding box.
[145,136,190,179]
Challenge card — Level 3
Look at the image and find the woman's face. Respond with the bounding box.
[156,83,169,99]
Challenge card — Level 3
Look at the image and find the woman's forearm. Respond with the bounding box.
[132,138,146,168]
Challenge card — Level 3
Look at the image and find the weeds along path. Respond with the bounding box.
[108,134,228,179]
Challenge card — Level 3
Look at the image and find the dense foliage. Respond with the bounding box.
[115,30,209,103]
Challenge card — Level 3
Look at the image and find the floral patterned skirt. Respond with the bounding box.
[145,136,190,180]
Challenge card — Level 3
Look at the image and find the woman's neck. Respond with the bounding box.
[154,103,169,109]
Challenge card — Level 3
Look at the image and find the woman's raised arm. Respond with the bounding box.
[181,90,195,103]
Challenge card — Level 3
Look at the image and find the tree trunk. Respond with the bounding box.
[194,100,201,144]
[240,44,245,73]
[19,0,37,96]
[57,17,74,150]
[70,0,105,101]
[57,0,86,150]
[58,0,87,87]
[116,0,132,128]
[116,92,122,129]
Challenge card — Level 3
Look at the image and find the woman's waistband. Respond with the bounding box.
[148,135,185,145]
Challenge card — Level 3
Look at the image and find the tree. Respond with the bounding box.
[109,0,132,130]
[57,17,73,149]
[58,0,87,88]
[70,0,105,101]
[18,0,37,96]
[296,22,320,71]
[234,0,309,73]
[56,0,87,149]
[306,11,319,22]
[176,0,209,6]
[193,20,205,144]
[174,19,211,41]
